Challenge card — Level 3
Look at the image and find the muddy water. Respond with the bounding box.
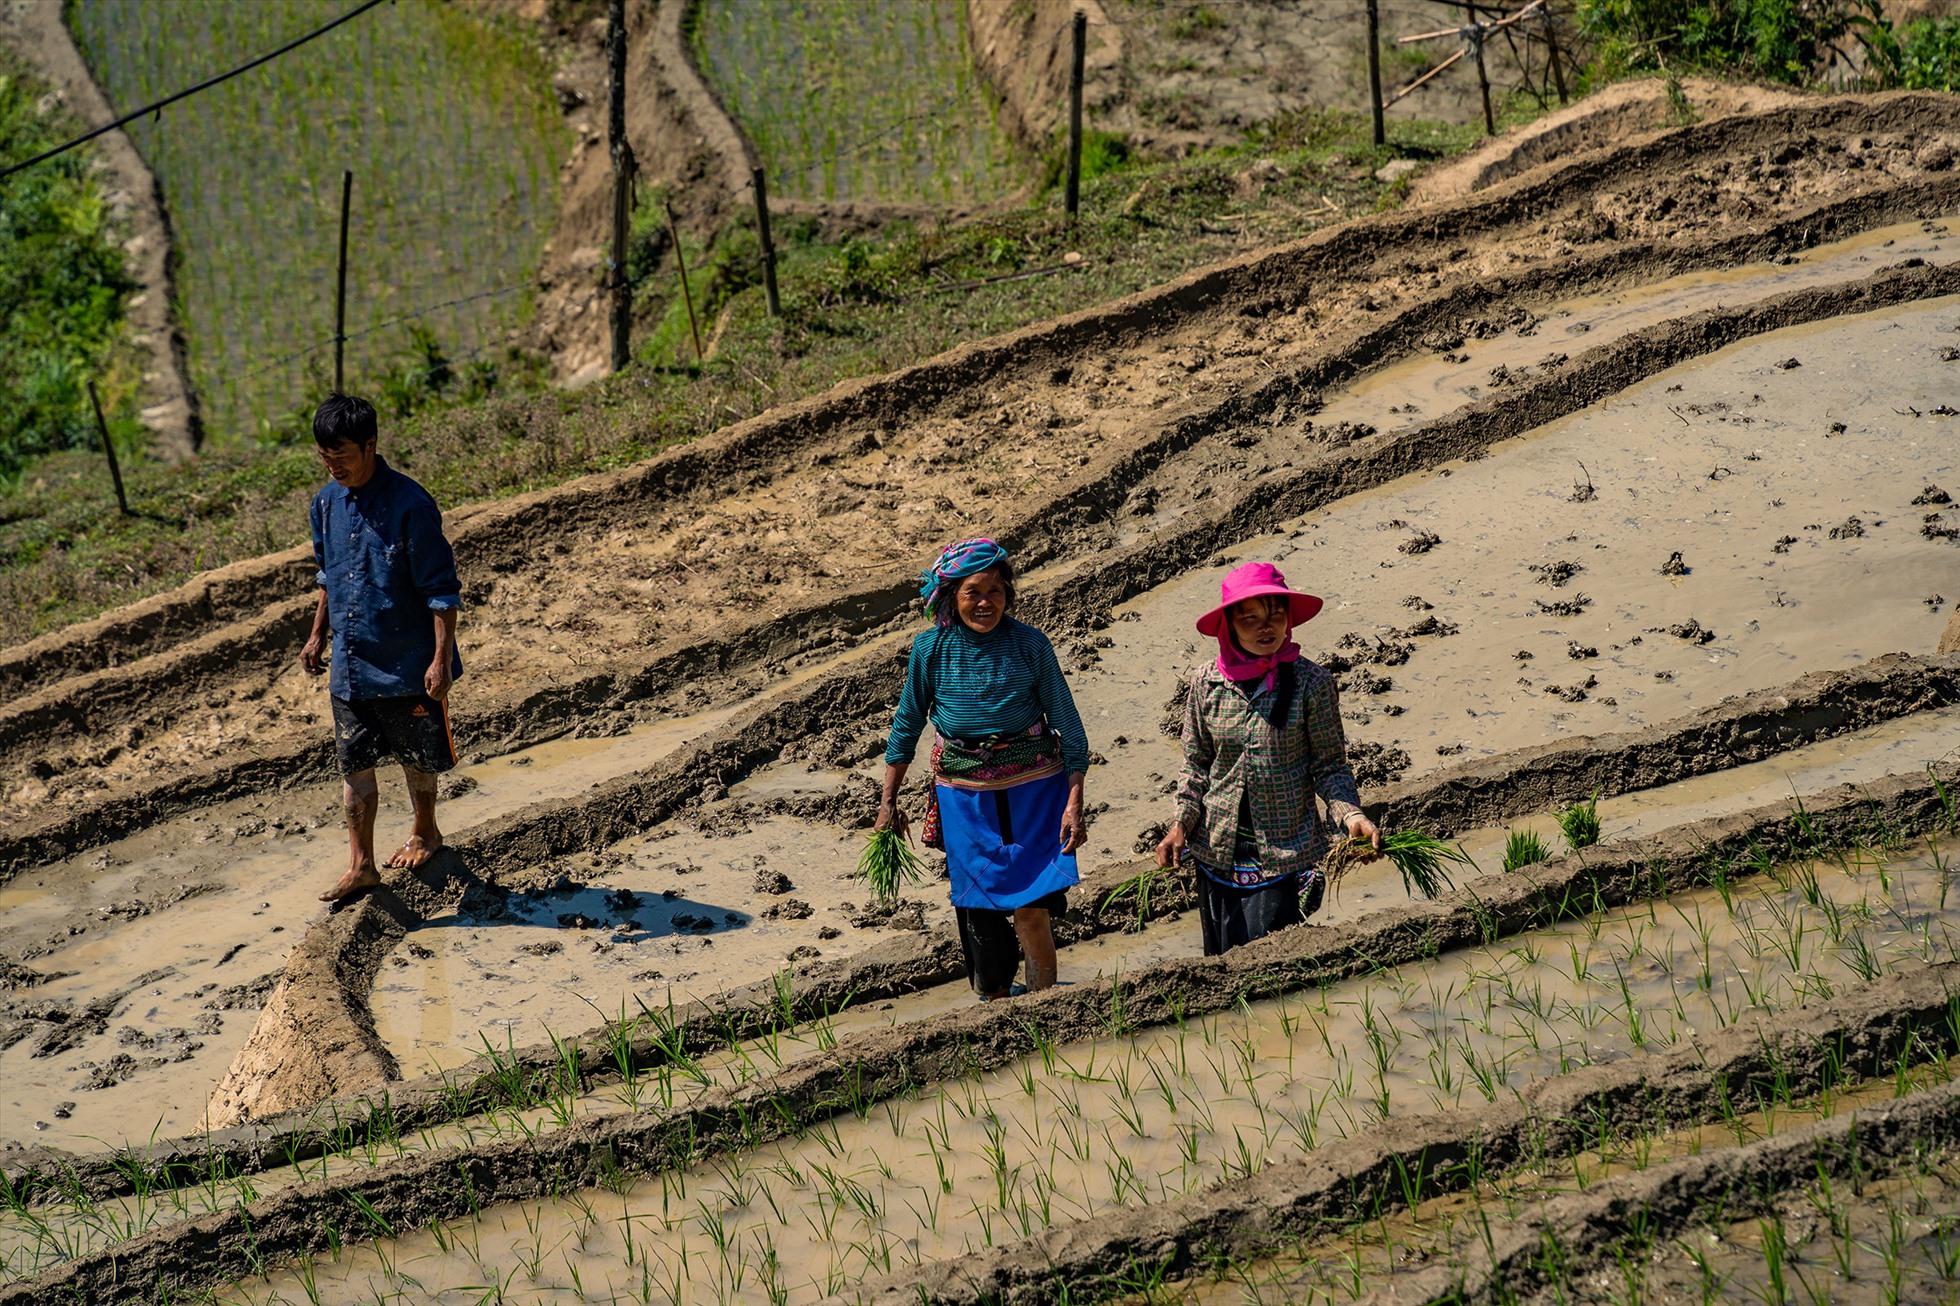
[0,709,732,1150]
[202,840,1960,1305]
[1151,1071,1956,1304]
[1306,214,1960,446]
[368,808,924,1077]
[1631,1158,1960,1306]
[12,220,1957,1155]
[1448,703,1960,874]
[1069,289,1960,883]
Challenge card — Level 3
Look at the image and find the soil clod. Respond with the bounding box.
[1530,560,1582,587]
[1399,529,1442,556]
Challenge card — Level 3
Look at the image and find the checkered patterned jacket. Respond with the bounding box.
[1173,659,1364,878]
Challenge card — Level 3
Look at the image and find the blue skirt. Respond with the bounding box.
[936,770,1079,910]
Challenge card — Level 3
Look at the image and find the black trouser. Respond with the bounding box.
[1195,873,1305,957]
[956,889,1068,995]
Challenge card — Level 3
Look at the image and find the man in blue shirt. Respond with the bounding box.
[301,394,463,902]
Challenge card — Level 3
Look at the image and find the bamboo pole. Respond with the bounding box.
[1365,0,1385,144]
[665,198,702,362]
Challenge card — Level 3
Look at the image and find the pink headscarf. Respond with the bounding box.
[1215,609,1300,692]
[1198,562,1321,692]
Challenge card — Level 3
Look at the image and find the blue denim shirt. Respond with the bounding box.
[310,458,463,700]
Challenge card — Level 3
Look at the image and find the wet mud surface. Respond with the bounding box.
[6,94,1958,859]
[8,761,1960,1301]
[7,264,1960,1153]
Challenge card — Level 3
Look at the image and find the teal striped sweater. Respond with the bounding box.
[885,618,1091,774]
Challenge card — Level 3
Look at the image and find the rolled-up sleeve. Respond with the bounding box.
[405,502,461,610]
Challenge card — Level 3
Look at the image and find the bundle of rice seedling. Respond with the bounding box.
[1557,790,1602,850]
[1324,830,1475,900]
[1504,828,1550,872]
[857,827,925,903]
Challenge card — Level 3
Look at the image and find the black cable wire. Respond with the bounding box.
[0,0,392,183]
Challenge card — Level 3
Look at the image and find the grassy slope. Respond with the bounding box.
[0,101,1524,646]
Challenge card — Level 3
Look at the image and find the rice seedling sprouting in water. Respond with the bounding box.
[858,827,924,903]
[1558,791,1603,851]
[1504,829,1550,872]
[1325,830,1475,899]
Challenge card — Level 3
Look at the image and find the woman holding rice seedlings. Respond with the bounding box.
[1157,562,1382,955]
[879,539,1090,1000]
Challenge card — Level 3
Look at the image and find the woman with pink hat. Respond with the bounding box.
[1156,561,1380,955]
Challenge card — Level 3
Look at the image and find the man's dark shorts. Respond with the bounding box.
[331,694,457,777]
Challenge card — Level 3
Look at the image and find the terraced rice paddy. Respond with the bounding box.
[4,86,1960,1306]
[162,839,1960,1304]
[68,0,566,442]
[694,0,1022,203]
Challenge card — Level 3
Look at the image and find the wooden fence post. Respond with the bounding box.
[1064,9,1086,222]
[1470,22,1496,135]
[333,169,351,391]
[608,0,633,372]
[86,380,130,517]
[1365,0,1386,146]
[666,198,702,362]
[752,167,780,318]
[1541,3,1570,104]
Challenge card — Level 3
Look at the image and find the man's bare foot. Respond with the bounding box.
[320,863,382,902]
[384,833,443,870]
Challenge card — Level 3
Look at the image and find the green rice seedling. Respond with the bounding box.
[1557,791,1602,851]
[1096,863,1169,930]
[1328,829,1474,898]
[1504,829,1550,872]
[857,827,925,904]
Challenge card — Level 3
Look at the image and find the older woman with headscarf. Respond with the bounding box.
[1156,562,1381,956]
[879,539,1090,1000]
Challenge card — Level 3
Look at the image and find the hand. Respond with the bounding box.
[424,656,453,702]
[1155,821,1186,869]
[1058,792,1086,855]
[301,632,326,676]
[1345,812,1383,858]
[876,801,910,843]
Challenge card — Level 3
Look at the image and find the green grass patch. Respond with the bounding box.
[0,43,139,484]
[67,0,568,445]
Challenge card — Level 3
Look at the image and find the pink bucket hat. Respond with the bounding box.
[1195,562,1323,637]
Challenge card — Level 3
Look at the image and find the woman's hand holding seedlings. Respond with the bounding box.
[1155,820,1186,868]
[1345,811,1383,858]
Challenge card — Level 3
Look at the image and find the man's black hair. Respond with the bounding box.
[313,392,378,450]
[932,558,1016,628]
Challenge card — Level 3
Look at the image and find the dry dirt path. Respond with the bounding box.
[3,92,1955,860]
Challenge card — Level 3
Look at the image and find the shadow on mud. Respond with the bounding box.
[424,878,750,946]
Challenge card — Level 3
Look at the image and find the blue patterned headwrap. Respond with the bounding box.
[918,538,1007,604]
